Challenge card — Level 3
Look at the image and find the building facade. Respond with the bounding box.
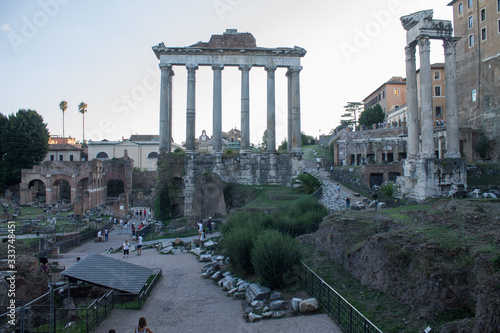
[363,76,407,114]
[448,0,500,160]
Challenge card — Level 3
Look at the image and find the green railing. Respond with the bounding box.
[298,262,383,333]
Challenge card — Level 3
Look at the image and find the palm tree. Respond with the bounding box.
[59,100,68,143]
[78,102,88,146]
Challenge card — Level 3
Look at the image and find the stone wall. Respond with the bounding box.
[182,153,301,217]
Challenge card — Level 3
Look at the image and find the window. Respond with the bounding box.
[147,151,159,159]
[436,106,442,118]
[50,155,55,161]
[481,27,487,41]
[468,15,474,29]
[434,70,441,80]
[469,34,474,47]
[480,8,486,22]
[498,19,500,34]
[468,0,473,8]
[96,151,109,159]
[59,155,63,161]
[434,86,442,97]
[394,88,400,97]
[498,0,500,12]
[472,88,477,102]
[69,155,74,161]
[459,3,464,14]
[382,90,385,98]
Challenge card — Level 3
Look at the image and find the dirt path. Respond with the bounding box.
[57,229,342,333]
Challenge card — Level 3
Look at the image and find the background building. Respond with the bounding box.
[448,0,500,160]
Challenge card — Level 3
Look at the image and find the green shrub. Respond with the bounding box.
[380,182,398,198]
[222,226,261,274]
[251,229,302,289]
[221,210,260,234]
[293,173,321,194]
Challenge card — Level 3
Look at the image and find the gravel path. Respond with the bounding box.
[56,228,342,333]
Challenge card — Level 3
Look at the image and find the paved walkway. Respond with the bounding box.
[54,223,343,333]
[304,161,368,212]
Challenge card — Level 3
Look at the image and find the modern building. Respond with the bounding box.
[417,63,447,124]
[48,135,77,145]
[448,0,500,160]
[362,76,407,114]
[87,135,183,171]
[44,143,84,162]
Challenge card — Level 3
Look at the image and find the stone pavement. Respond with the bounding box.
[54,221,343,333]
[303,161,368,212]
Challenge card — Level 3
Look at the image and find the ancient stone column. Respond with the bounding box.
[286,69,292,152]
[444,38,461,158]
[265,66,276,152]
[290,66,302,153]
[239,65,251,153]
[185,64,198,152]
[405,45,419,159]
[159,64,174,154]
[212,65,224,153]
[418,37,434,159]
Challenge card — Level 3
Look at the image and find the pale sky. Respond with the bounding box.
[0,0,453,146]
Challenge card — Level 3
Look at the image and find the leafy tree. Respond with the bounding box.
[301,132,315,146]
[59,100,68,140]
[78,102,88,146]
[293,173,321,195]
[0,109,49,189]
[475,133,490,159]
[358,104,385,128]
[261,129,268,150]
[278,138,287,152]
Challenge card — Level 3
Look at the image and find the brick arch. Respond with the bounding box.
[50,175,75,204]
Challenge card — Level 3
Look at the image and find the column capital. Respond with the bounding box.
[159,63,174,76]
[418,36,431,51]
[186,64,199,71]
[443,37,460,55]
[212,64,224,70]
[265,66,276,72]
[405,44,416,60]
[238,64,252,71]
[289,66,302,73]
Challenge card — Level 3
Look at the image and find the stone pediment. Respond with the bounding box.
[401,9,433,31]
[401,9,453,44]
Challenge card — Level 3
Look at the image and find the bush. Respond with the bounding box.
[251,230,302,289]
[380,182,398,198]
[293,173,321,194]
[223,226,261,274]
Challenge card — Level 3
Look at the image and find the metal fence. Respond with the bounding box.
[298,262,383,333]
[113,268,162,309]
[36,221,114,258]
[138,268,162,308]
[0,286,113,333]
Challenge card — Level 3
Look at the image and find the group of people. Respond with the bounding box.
[108,316,153,333]
[122,233,143,257]
[133,208,149,219]
[197,217,213,241]
[96,228,109,242]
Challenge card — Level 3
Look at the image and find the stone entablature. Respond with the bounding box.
[153,29,306,156]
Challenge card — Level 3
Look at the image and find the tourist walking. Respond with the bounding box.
[207,216,213,234]
[97,230,103,242]
[135,317,153,333]
[197,220,203,239]
[131,223,136,240]
[345,197,351,210]
[137,235,143,255]
[336,184,341,198]
[104,228,109,242]
[123,240,130,258]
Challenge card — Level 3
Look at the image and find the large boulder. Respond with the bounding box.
[300,298,319,314]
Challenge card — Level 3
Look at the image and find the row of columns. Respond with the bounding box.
[159,64,302,155]
[405,36,460,159]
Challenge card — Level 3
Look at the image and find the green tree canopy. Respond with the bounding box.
[0,109,50,189]
[278,138,287,152]
[358,104,385,127]
[301,132,315,146]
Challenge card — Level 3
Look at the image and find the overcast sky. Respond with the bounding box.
[0,0,453,146]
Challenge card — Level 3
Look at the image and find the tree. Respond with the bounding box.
[261,129,268,151]
[343,102,363,126]
[278,138,287,152]
[78,102,87,145]
[358,104,385,128]
[59,100,68,141]
[0,109,50,189]
[301,132,315,146]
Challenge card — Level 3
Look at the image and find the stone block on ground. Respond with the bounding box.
[171,248,182,255]
[233,292,246,299]
[291,298,302,312]
[299,298,319,314]
[245,283,271,304]
[272,310,286,318]
[269,300,286,310]
[269,291,282,300]
[199,254,212,262]
[251,300,264,308]
[248,313,262,322]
